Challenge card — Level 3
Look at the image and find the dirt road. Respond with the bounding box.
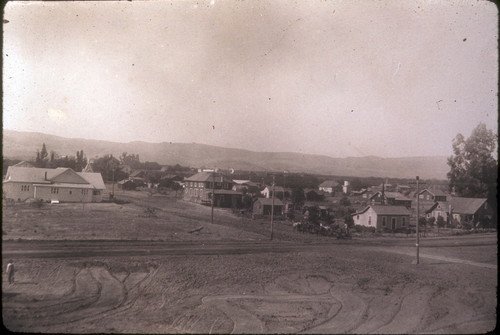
[2,234,497,334]
[2,195,497,333]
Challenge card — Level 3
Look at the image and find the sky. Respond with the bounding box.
[2,0,498,158]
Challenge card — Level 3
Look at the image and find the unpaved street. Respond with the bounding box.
[2,233,497,333]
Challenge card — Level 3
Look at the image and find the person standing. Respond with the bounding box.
[6,260,14,285]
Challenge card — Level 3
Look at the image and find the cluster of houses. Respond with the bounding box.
[3,164,494,231]
[184,171,493,230]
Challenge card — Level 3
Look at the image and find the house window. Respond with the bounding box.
[93,190,100,195]
[382,216,386,226]
[51,188,59,194]
[69,191,72,195]
[21,185,30,192]
[402,217,406,226]
[419,194,424,199]
[81,189,88,195]
[357,215,359,220]
[426,195,430,200]
[368,216,371,225]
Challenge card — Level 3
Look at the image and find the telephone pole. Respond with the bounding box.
[409,176,426,264]
[416,176,420,264]
[211,171,215,224]
[271,175,275,240]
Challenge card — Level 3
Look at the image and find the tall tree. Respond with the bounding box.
[92,154,122,182]
[35,143,49,168]
[75,150,86,172]
[447,123,498,215]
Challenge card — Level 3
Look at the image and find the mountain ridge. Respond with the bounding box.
[2,130,449,179]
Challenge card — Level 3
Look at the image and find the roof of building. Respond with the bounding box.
[184,172,233,183]
[383,192,412,201]
[369,191,412,201]
[304,188,324,195]
[426,197,487,215]
[418,188,449,197]
[254,198,284,206]
[3,167,105,189]
[78,172,106,189]
[450,197,488,214]
[34,183,95,189]
[354,205,410,216]
[319,180,339,188]
[129,170,146,177]
[13,161,35,168]
[262,185,291,192]
[232,179,251,184]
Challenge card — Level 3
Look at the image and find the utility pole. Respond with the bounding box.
[416,176,420,264]
[271,175,275,240]
[409,176,426,264]
[111,167,115,199]
[211,171,215,224]
[283,171,287,201]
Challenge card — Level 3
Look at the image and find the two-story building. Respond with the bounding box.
[184,171,242,208]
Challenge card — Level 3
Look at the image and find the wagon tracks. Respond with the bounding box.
[2,265,155,331]
[190,271,494,334]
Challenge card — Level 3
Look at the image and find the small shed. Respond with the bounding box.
[253,198,284,215]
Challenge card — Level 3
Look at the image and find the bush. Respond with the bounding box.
[30,199,44,208]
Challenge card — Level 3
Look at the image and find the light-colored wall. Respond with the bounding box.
[319,186,333,193]
[354,207,409,230]
[35,186,94,203]
[353,207,377,228]
[3,182,33,201]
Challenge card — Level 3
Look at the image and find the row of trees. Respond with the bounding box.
[32,143,88,172]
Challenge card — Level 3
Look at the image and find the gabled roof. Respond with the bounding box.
[418,188,448,197]
[4,167,67,184]
[13,161,35,168]
[3,167,105,190]
[450,197,487,215]
[319,180,339,188]
[78,172,106,189]
[184,172,233,183]
[427,197,487,215]
[353,205,410,216]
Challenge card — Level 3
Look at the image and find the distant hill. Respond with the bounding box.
[2,130,449,179]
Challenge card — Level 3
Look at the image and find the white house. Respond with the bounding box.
[3,166,105,203]
[318,180,339,194]
[352,205,411,231]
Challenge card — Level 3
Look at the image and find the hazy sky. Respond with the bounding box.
[3,0,498,158]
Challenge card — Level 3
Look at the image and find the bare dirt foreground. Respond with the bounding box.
[2,191,497,334]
